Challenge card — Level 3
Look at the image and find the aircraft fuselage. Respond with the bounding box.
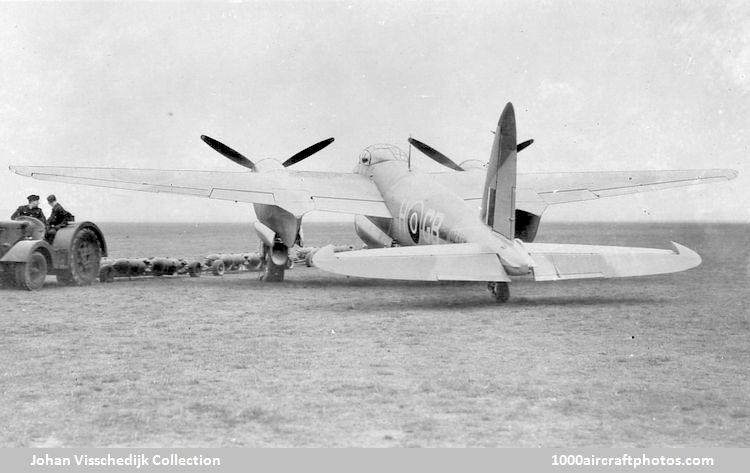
[354,146,534,275]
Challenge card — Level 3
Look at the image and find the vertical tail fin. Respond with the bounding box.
[480,102,517,239]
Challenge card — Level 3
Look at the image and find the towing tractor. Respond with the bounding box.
[0,217,107,290]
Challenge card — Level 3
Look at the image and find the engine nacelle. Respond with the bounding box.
[354,215,393,248]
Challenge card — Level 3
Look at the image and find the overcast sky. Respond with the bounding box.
[1,0,747,223]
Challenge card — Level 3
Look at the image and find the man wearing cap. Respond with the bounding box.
[11,194,47,225]
[45,194,75,242]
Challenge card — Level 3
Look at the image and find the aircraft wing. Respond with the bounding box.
[444,169,738,214]
[313,243,511,282]
[8,166,391,218]
[313,241,700,282]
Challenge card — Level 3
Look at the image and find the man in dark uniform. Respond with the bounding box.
[45,194,75,242]
[11,194,47,225]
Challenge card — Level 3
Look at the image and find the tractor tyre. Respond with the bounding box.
[14,251,47,291]
[57,228,102,286]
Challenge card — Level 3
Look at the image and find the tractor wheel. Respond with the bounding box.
[188,262,202,277]
[57,228,102,286]
[211,260,225,276]
[14,251,47,291]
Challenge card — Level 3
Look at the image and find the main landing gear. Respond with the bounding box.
[488,282,510,303]
[259,238,290,282]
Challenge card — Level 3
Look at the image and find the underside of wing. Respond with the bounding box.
[523,241,701,281]
[8,166,391,218]
[312,243,511,282]
[440,169,738,215]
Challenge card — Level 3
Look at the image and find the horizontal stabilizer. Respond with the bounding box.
[313,243,510,282]
[524,241,701,281]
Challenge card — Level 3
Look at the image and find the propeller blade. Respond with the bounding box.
[201,135,256,171]
[408,138,465,171]
[282,137,335,167]
[517,139,534,152]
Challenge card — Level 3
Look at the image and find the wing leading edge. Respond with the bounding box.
[8,165,391,218]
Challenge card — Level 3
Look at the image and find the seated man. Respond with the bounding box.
[45,194,75,242]
[11,194,47,225]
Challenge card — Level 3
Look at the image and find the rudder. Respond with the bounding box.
[480,102,517,239]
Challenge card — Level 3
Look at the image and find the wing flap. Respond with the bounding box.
[525,241,701,281]
[312,243,510,282]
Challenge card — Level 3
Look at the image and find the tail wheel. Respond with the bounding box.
[58,228,102,286]
[14,251,48,291]
[488,282,510,303]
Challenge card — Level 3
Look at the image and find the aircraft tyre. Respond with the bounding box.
[260,243,287,282]
[488,282,510,303]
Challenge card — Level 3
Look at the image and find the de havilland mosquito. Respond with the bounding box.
[9,103,737,301]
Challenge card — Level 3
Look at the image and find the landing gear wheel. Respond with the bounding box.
[14,251,47,291]
[488,282,510,303]
[260,242,288,282]
[57,228,102,285]
[211,260,225,276]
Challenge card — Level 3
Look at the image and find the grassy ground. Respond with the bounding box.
[0,222,748,447]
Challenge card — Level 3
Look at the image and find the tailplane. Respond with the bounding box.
[480,102,517,239]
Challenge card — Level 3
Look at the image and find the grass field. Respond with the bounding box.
[0,222,748,447]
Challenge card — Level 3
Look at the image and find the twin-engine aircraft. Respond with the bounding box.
[10,103,737,301]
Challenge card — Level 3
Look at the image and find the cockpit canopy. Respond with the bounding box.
[358,144,409,166]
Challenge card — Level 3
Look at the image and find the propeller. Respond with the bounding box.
[408,137,465,172]
[490,131,535,152]
[201,135,256,171]
[201,135,335,170]
[281,137,335,167]
[517,139,534,152]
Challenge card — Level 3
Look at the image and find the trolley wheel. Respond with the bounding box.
[211,260,225,276]
[188,262,202,277]
[99,265,115,283]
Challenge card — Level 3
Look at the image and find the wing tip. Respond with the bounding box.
[8,165,28,176]
[670,241,702,269]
